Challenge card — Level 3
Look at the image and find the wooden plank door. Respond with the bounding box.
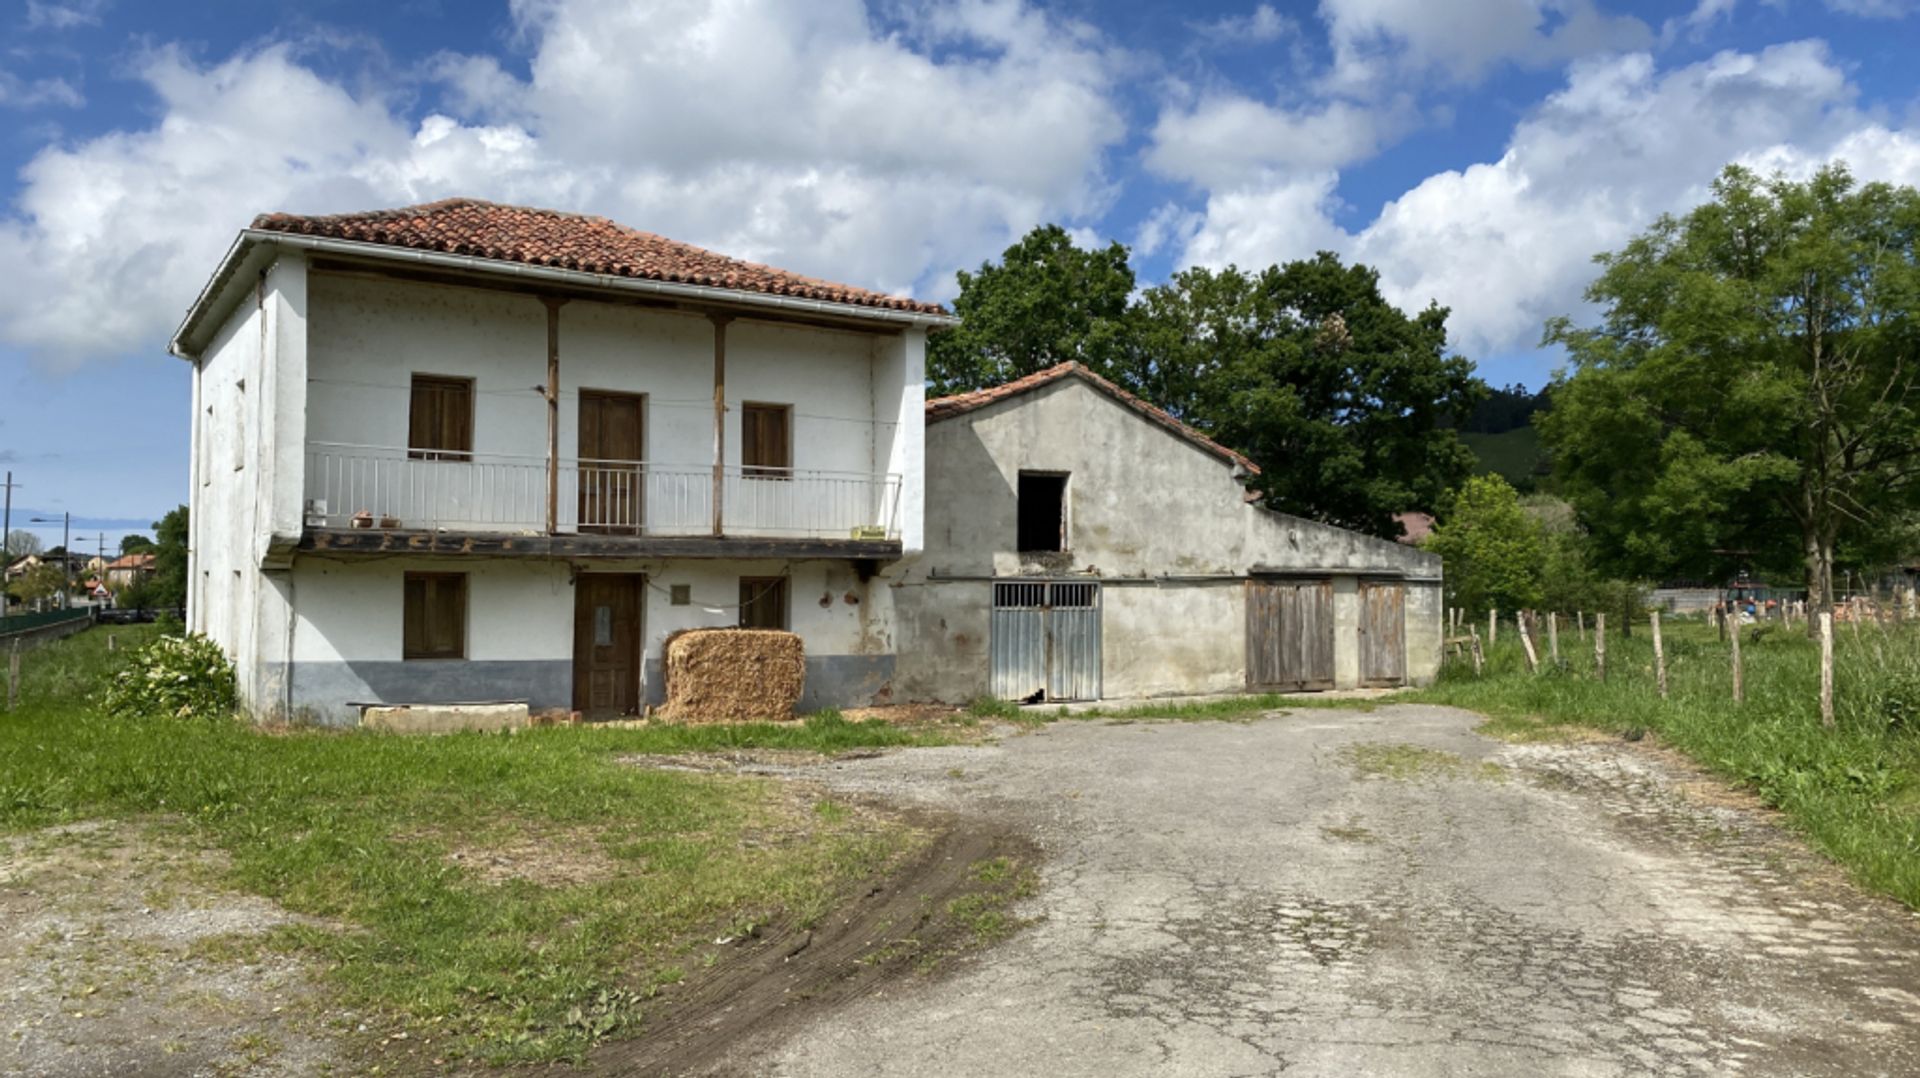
[1358,580,1408,686]
[573,574,643,717]
[1246,579,1335,691]
[578,391,644,533]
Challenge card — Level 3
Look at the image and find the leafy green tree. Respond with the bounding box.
[927,225,1137,394]
[1122,256,1482,537]
[10,562,66,607]
[119,534,155,555]
[150,506,189,612]
[1545,164,1920,616]
[1425,475,1543,617]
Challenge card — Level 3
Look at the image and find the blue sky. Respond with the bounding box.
[2,0,1918,548]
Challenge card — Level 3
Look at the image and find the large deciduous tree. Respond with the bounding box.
[4,529,41,558]
[926,225,1136,395]
[930,227,1481,539]
[1123,257,1480,537]
[1544,164,1920,615]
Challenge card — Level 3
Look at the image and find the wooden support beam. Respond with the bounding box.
[542,297,567,534]
[300,527,902,563]
[710,314,733,538]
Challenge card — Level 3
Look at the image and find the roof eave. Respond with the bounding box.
[171,230,956,358]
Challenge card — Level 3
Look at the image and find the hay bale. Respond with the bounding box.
[661,628,805,723]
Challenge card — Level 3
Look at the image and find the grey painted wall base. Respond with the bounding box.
[273,653,896,726]
[263,660,571,727]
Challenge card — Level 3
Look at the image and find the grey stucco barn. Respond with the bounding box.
[894,362,1443,704]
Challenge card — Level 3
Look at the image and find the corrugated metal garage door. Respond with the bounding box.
[1246,579,1335,691]
[990,581,1102,702]
[1358,580,1407,687]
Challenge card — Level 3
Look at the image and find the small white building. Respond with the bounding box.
[894,364,1443,703]
[170,199,949,723]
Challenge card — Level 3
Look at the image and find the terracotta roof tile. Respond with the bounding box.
[925,362,1259,475]
[251,198,948,317]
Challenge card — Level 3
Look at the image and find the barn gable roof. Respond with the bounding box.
[924,362,1259,475]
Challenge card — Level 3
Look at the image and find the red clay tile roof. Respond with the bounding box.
[105,553,155,571]
[251,198,948,317]
[925,362,1259,475]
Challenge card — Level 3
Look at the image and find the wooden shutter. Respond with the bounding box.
[738,577,789,629]
[404,572,467,659]
[742,404,791,476]
[409,375,473,460]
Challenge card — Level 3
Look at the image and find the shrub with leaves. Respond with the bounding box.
[101,632,237,720]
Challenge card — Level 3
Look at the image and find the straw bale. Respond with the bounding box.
[660,628,806,723]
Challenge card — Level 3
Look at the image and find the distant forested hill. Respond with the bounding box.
[1457,384,1551,490]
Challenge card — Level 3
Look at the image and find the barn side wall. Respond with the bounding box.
[897,378,1442,703]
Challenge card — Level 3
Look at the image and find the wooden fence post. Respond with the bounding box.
[1651,610,1668,700]
[1577,611,1586,642]
[1547,611,1560,666]
[1594,613,1607,681]
[1730,607,1744,704]
[5,639,18,712]
[1819,609,1835,729]
[1519,611,1540,673]
[1489,608,1498,647]
[1469,625,1484,676]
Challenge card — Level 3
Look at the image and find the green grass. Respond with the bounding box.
[0,625,954,1065]
[1342,741,1505,782]
[1460,426,1546,488]
[1412,615,1920,907]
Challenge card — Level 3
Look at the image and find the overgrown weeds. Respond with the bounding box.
[1413,616,1920,907]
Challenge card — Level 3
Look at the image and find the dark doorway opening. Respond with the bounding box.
[1017,472,1068,552]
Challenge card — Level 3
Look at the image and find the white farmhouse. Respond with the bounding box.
[170,200,949,723]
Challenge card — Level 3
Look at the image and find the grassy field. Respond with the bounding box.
[0,626,957,1064]
[1411,614,1920,908]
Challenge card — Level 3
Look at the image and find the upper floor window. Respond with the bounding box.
[1018,471,1069,552]
[742,402,791,478]
[409,374,473,461]
[403,571,467,659]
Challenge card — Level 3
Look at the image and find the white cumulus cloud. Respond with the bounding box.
[1175,40,1920,358]
[0,0,1126,368]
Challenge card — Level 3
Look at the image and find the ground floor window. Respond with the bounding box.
[739,576,789,630]
[403,571,467,659]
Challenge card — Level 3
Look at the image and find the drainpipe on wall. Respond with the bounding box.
[709,314,732,538]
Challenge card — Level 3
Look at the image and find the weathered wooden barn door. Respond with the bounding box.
[1246,579,1334,691]
[1358,579,1408,687]
[990,581,1103,702]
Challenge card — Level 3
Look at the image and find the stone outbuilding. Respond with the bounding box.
[894,363,1443,703]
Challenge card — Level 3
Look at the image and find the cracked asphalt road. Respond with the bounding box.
[728,704,1920,1078]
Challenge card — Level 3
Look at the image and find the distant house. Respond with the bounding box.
[1393,512,1435,545]
[104,553,156,588]
[893,363,1443,703]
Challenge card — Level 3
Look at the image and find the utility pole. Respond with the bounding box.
[30,512,70,608]
[1,471,15,562]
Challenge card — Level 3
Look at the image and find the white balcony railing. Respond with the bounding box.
[303,442,902,541]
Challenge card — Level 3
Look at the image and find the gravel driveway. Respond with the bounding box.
[728,704,1920,1078]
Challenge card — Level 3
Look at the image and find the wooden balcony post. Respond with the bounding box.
[710,314,733,538]
[542,297,566,534]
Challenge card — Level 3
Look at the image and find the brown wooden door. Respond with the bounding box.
[1246,579,1334,691]
[578,391,644,533]
[573,574,643,717]
[1358,580,1408,686]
